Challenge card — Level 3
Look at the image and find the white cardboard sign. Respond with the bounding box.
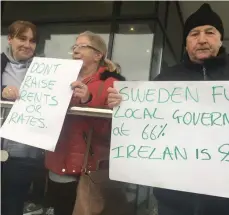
[110,81,229,198]
[1,57,83,151]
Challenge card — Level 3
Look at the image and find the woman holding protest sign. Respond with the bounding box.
[45,31,133,215]
[1,20,46,215]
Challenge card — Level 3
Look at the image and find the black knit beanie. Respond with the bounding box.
[184,3,224,46]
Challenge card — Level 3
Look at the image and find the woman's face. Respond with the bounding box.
[72,36,102,68]
[8,28,36,61]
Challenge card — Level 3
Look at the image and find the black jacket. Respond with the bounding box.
[1,52,9,97]
[153,47,229,213]
[1,52,8,72]
[155,47,229,81]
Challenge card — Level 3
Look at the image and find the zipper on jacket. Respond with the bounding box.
[202,66,208,80]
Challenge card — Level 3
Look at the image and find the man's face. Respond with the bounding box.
[186,25,222,63]
[8,28,36,61]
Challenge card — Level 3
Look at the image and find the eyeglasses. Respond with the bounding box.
[72,44,101,53]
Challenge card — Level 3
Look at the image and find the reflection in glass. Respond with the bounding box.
[150,23,164,79]
[112,24,154,81]
[37,24,110,59]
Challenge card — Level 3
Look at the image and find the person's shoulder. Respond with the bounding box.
[154,63,185,81]
[1,52,7,59]
[1,52,9,73]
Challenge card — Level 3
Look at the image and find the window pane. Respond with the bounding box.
[112,24,154,81]
[166,2,183,62]
[150,24,164,79]
[37,24,110,59]
[121,2,155,16]
[2,2,112,23]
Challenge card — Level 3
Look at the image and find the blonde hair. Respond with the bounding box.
[77,31,107,56]
[77,31,117,72]
[114,62,121,73]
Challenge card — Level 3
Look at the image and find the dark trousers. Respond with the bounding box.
[27,167,47,205]
[1,158,46,215]
[158,195,229,215]
[47,179,78,215]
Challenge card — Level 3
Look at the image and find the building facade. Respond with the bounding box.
[1,1,184,82]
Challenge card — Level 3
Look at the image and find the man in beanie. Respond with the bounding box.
[107,3,229,215]
[152,3,229,215]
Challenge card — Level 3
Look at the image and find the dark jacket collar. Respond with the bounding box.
[82,66,126,84]
[97,66,126,81]
[183,46,228,71]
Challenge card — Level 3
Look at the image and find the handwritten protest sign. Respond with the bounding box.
[110,81,229,198]
[0,57,83,151]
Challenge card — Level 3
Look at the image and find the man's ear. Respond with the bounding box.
[185,46,188,52]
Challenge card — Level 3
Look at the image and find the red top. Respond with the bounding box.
[45,67,124,175]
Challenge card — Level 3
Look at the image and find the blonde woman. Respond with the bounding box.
[45,31,125,215]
